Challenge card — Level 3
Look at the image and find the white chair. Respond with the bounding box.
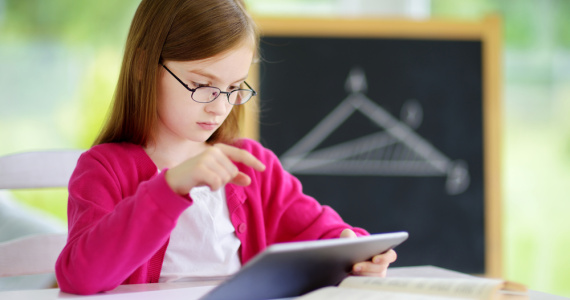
[0,150,82,284]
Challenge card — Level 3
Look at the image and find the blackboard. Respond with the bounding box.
[246,17,502,276]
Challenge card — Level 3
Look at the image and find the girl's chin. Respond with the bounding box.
[187,133,215,143]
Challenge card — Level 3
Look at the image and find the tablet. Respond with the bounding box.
[200,231,408,300]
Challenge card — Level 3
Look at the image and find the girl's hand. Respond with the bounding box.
[340,229,398,277]
[165,143,266,195]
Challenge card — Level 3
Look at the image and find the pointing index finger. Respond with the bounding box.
[214,143,266,172]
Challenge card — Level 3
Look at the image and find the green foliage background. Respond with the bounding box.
[1,0,568,296]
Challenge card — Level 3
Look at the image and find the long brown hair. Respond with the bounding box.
[94,0,258,146]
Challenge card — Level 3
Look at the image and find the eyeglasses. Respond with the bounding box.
[161,64,256,105]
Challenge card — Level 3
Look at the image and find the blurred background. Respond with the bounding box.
[0,0,568,296]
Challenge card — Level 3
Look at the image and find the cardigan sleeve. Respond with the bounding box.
[241,139,368,248]
[55,149,191,295]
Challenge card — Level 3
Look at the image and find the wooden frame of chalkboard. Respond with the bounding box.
[240,16,502,278]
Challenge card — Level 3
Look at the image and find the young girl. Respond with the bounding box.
[55,0,397,295]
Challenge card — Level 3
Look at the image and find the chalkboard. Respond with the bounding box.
[245,17,502,277]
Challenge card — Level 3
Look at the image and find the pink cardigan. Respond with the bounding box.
[55,139,367,295]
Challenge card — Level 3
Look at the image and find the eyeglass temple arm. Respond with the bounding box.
[243,81,257,95]
[161,64,196,92]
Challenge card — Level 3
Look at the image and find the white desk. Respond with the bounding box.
[0,279,219,300]
[1,266,567,300]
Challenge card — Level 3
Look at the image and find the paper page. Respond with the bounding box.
[297,286,473,300]
[339,277,505,300]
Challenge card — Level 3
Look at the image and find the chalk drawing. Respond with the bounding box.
[280,67,470,195]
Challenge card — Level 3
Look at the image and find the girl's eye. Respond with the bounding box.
[193,82,210,88]
[229,82,245,91]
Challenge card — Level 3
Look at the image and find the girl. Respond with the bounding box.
[55,0,397,295]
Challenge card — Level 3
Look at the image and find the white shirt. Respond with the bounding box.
[159,185,242,283]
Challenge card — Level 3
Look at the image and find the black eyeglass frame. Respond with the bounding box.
[161,64,257,105]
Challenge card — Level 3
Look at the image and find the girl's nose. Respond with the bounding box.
[204,95,230,116]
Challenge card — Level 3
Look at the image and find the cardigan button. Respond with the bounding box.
[237,223,247,234]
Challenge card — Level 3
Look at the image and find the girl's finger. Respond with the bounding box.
[214,144,266,171]
[208,147,240,179]
[353,261,387,275]
[339,228,358,238]
[198,167,225,191]
[372,249,397,264]
[229,172,252,186]
[204,147,252,187]
[356,269,388,277]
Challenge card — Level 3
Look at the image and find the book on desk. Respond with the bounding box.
[297,276,528,300]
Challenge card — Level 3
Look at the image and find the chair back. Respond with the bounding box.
[0,150,82,189]
[0,150,82,278]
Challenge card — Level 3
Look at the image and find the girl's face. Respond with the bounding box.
[156,43,254,145]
